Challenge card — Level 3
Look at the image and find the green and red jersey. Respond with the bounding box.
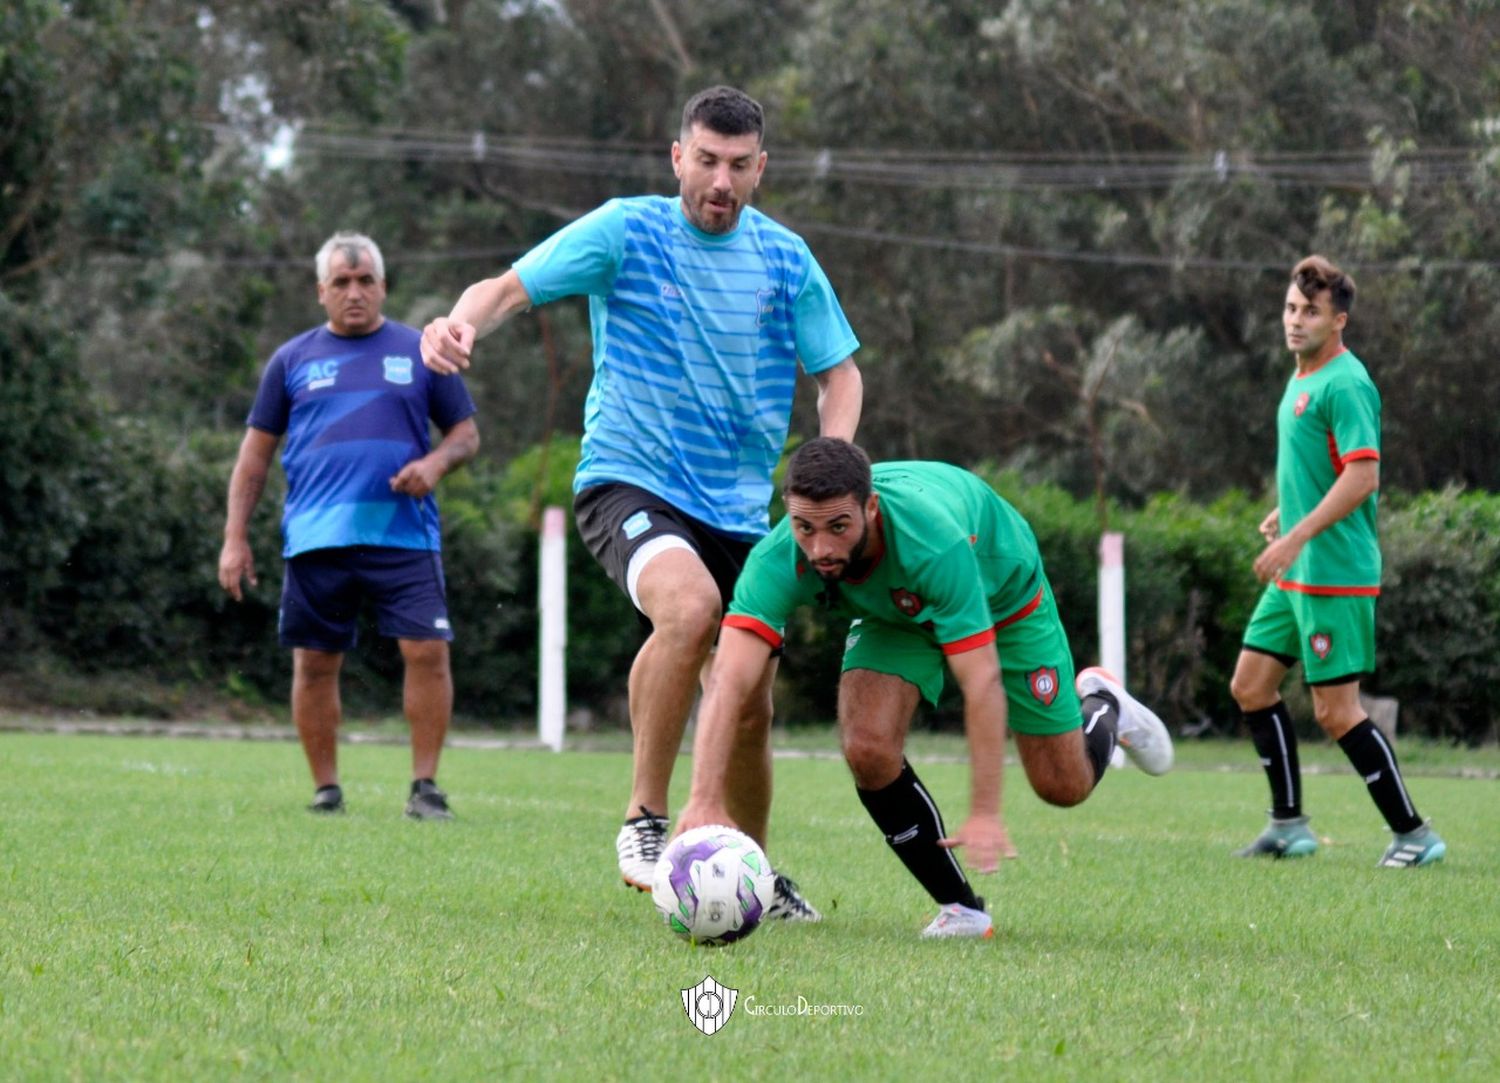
[725,462,1044,654]
[1275,348,1381,594]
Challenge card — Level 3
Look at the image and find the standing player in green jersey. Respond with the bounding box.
[673,438,1173,938]
[1229,255,1445,868]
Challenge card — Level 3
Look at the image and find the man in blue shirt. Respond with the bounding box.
[221,232,480,819]
[422,86,862,914]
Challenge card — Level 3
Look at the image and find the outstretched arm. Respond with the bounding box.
[676,627,775,836]
[937,644,1017,873]
[420,270,535,374]
[813,357,862,441]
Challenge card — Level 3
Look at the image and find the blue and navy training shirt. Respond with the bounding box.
[513,195,859,541]
[247,320,477,557]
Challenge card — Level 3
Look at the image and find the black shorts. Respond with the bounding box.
[279,546,452,652]
[573,482,757,632]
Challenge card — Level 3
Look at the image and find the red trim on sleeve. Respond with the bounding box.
[722,615,784,649]
[940,586,1046,656]
[1276,580,1380,597]
[1326,430,1343,475]
[995,586,1045,630]
[941,627,997,656]
[1341,448,1380,463]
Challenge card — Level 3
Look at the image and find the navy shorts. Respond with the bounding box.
[279,546,453,652]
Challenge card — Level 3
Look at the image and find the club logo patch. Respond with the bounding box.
[383,355,414,384]
[1027,666,1060,706]
[890,588,924,618]
[1293,391,1311,417]
[1309,632,1332,660]
[622,511,652,540]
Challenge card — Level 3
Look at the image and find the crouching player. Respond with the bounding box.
[675,438,1173,937]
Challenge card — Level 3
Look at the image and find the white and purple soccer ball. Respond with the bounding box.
[652,825,776,946]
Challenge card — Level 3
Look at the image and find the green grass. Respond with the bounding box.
[1,731,1496,1082]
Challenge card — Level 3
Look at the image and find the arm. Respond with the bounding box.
[218,428,280,601]
[390,416,481,498]
[676,627,776,835]
[936,644,1017,873]
[420,270,535,374]
[813,357,862,441]
[1253,459,1378,582]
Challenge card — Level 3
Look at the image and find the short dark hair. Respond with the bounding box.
[783,438,872,505]
[1292,255,1356,315]
[680,85,765,143]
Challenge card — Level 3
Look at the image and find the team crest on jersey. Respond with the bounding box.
[1027,666,1060,706]
[383,356,414,385]
[890,588,924,618]
[756,287,776,327]
[1309,632,1332,660]
[1293,392,1311,417]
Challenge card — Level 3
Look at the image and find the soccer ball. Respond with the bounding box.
[652,825,776,946]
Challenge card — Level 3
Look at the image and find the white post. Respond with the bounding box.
[1098,532,1128,768]
[538,506,567,752]
[1098,532,1127,684]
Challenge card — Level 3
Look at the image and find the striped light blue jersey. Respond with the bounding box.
[513,195,859,540]
[248,320,477,557]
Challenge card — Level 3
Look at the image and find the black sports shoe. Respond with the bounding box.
[308,784,344,814]
[766,872,822,922]
[405,779,454,821]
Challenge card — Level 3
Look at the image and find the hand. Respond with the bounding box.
[1253,532,1305,583]
[673,798,736,839]
[939,812,1018,874]
[420,317,475,374]
[390,456,443,498]
[218,540,257,602]
[1258,507,1280,543]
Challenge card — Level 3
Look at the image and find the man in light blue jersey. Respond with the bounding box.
[422,86,862,915]
[221,232,480,820]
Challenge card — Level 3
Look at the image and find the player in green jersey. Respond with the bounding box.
[674,438,1173,938]
[1230,255,1445,868]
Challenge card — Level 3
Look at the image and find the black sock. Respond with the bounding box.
[1243,702,1302,819]
[856,760,979,909]
[411,778,437,795]
[1337,719,1423,834]
[316,784,341,796]
[1080,692,1119,785]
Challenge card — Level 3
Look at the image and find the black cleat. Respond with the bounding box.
[308,784,345,814]
[405,779,454,821]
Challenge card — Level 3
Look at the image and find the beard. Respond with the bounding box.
[813,521,869,582]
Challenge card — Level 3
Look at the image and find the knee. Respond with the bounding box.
[651,589,722,651]
[400,640,450,676]
[1229,671,1270,711]
[1032,775,1092,809]
[841,730,903,790]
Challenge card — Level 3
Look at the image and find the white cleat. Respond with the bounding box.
[615,808,668,892]
[1076,666,1174,775]
[921,901,994,939]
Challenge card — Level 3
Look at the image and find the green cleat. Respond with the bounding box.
[1234,814,1318,858]
[1378,822,1446,868]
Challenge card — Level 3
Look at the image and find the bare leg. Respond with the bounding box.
[1013,729,1095,807]
[838,668,917,788]
[292,648,343,788]
[1230,648,1290,713]
[626,548,723,818]
[399,638,452,781]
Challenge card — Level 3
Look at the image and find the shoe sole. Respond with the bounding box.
[621,874,652,893]
[1076,666,1173,775]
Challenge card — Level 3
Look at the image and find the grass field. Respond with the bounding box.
[1,729,1495,1081]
